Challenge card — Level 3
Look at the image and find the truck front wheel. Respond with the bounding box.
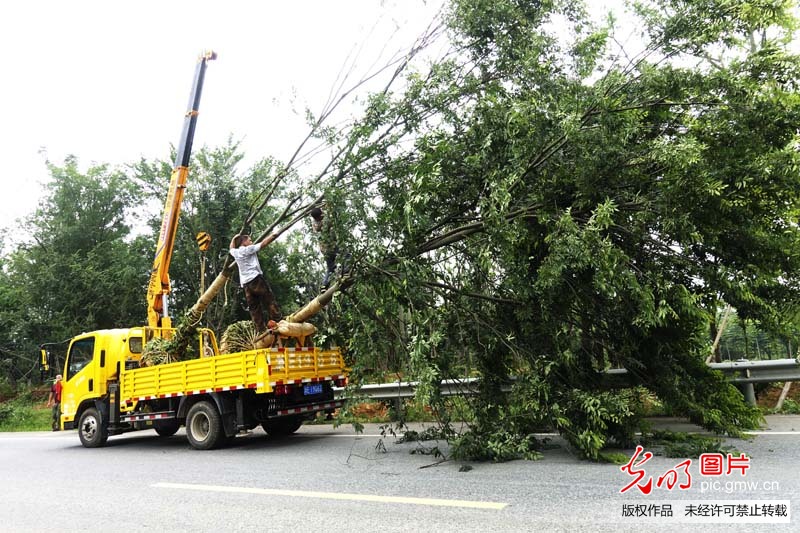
[78,408,108,448]
[186,401,223,450]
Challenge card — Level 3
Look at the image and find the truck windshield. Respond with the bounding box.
[67,337,95,380]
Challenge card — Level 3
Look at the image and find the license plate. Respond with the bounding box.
[303,383,323,396]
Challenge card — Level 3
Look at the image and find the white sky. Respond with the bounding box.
[9,1,764,239]
[0,0,446,233]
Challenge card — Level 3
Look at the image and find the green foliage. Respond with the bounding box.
[460,369,648,460]
[776,398,800,414]
[1,0,798,460]
[0,156,149,378]
[0,142,317,384]
[397,424,455,443]
[451,428,544,462]
[376,421,454,458]
[140,338,177,367]
[325,0,794,460]
[131,143,306,332]
[0,376,15,402]
[643,430,741,459]
[0,402,11,425]
[598,451,632,465]
[643,352,764,436]
[330,398,366,434]
[717,309,798,360]
[0,392,50,432]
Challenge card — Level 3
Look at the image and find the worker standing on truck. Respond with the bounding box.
[46,374,63,431]
[229,233,282,332]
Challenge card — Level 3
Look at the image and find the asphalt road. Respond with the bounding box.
[1,416,799,532]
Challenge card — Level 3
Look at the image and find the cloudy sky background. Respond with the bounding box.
[0,0,451,233]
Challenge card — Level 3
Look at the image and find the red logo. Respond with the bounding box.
[620,448,751,494]
[699,453,724,476]
[620,446,655,494]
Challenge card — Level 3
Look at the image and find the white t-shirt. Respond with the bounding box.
[229,244,263,286]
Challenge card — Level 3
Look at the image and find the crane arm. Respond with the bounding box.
[146,50,216,329]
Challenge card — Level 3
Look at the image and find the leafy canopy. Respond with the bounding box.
[314,0,800,459]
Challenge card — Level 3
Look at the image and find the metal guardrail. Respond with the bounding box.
[709,359,800,383]
[334,377,484,400]
[338,359,800,406]
[606,358,800,384]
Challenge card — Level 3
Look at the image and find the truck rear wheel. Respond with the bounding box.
[186,401,223,450]
[154,419,180,437]
[262,416,303,437]
[78,407,108,448]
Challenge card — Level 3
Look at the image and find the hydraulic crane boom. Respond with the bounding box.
[146,50,216,330]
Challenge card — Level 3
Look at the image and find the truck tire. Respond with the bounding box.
[262,416,303,437]
[153,419,180,437]
[186,401,224,450]
[78,407,108,448]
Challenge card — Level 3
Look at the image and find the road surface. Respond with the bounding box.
[1,417,798,532]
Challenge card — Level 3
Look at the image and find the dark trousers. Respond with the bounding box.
[52,402,60,430]
[325,251,337,274]
[244,275,282,332]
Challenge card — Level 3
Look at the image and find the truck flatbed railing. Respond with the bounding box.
[267,347,346,386]
[122,346,346,403]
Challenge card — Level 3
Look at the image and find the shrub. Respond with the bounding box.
[778,398,800,414]
[0,397,51,432]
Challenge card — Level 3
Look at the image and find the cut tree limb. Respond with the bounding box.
[775,381,793,411]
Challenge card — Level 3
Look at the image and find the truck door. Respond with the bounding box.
[61,336,97,426]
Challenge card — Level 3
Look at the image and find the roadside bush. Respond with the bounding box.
[642,430,741,458]
[0,402,13,425]
[451,427,544,462]
[0,376,14,403]
[0,389,51,432]
[778,398,800,414]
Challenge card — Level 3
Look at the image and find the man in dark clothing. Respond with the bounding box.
[47,374,63,431]
[229,233,282,332]
[310,207,338,289]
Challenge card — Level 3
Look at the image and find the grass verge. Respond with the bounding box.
[0,397,52,432]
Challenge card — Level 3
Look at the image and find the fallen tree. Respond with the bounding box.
[156,0,800,460]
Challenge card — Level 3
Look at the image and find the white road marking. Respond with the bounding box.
[153,482,508,510]
[0,434,74,440]
[312,434,386,438]
[745,431,798,435]
[314,432,562,438]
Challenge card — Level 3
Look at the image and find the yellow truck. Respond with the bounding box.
[40,51,348,449]
[49,327,345,449]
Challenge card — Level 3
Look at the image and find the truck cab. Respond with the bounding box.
[60,328,142,430]
[60,327,220,430]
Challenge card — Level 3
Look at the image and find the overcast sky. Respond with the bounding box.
[0,0,447,233]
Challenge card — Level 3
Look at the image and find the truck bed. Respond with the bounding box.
[120,347,346,403]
